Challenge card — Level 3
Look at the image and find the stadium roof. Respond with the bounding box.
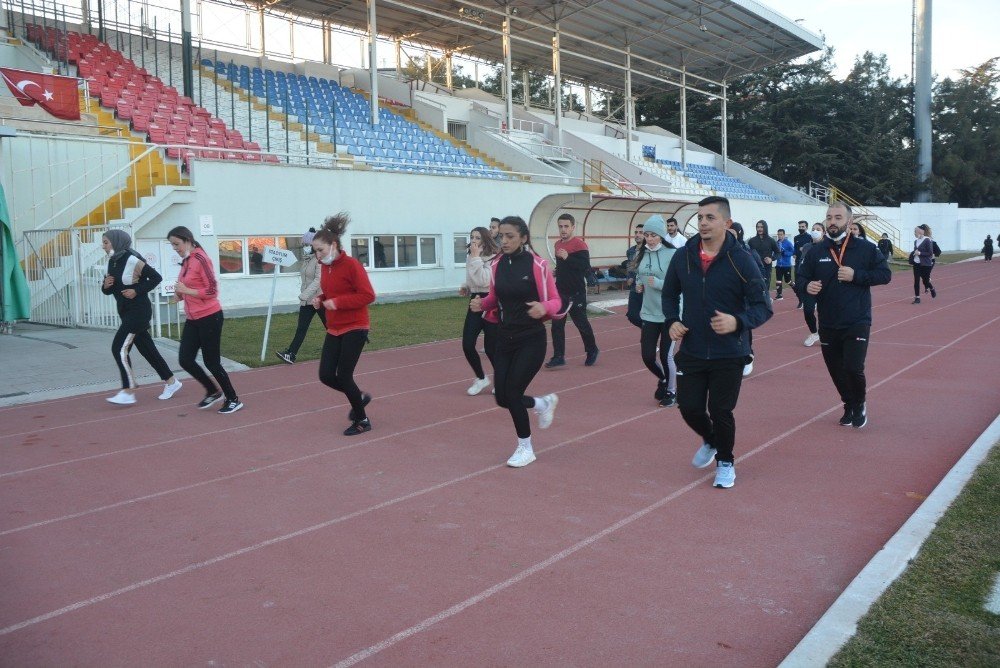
[270,0,824,96]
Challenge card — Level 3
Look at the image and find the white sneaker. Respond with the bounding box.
[535,393,559,429]
[506,445,536,468]
[158,379,183,400]
[742,360,754,376]
[804,333,820,347]
[713,461,736,488]
[467,377,491,396]
[106,390,136,405]
[691,442,717,468]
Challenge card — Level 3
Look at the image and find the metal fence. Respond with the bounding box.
[21,223,130,328]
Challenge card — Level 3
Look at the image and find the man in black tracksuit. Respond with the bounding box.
[662,197,773,489]
[547,213,599,367]
[792,220,812,308]
[798,201,892,429]
[748,219,779,292]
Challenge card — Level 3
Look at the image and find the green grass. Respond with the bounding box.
[176,296,470,367]
[829,442,1000,667]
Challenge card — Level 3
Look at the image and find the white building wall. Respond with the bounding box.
[870,203,1000,251]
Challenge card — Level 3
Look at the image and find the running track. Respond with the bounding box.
[1,260,998,666]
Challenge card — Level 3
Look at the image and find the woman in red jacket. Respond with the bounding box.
[309,213,377,435]
[168,225,243,414]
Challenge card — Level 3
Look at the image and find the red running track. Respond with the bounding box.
[1,260,998,666]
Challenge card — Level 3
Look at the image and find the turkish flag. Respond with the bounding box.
[0,67,80,120]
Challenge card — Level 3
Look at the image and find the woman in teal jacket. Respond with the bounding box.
[632,215,679,407]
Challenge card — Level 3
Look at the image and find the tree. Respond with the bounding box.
[399,55,476,90]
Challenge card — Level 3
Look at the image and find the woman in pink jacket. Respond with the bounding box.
[168,226,242,414]
[470,216,564,468]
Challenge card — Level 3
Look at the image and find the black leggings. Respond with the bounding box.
[775,266,792,296]
[179,310,237,401]
[462,294,497,379]
[286,305,326,356]
[319,329,369,420]
[819,325,870,409]
[493,329,547,439]
[912,264,934,297]
[112,323,173,390]
[802,293,818,334]
[640,320,674,389]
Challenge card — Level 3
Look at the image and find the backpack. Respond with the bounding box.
[932,241,941,257]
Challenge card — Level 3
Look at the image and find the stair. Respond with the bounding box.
[828,186,906,259]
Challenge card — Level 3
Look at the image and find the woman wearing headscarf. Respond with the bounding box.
[101,229,181,405]
[275,228,326,364]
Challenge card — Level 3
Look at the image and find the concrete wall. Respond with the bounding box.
[0,41,52,72]
[135,160,570,309]
[870,203,1000,252]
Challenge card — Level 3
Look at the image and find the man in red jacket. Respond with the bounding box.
[546,213,599,367]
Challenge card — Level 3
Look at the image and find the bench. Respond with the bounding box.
[588,267,628,294]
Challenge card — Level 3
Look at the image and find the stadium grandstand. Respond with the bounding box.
[3,0,840,327]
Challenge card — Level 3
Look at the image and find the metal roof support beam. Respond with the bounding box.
[522,69,530,110]
[180,0,194,100]
[584,84,592,115]
[503,5,513,132]
[625,48,633,163]
[552,24,562,141]
[721,82,728,174]
[323,21,332,65]
[394,36,401,75]
[367,0,379,125]
[445,51,453,89]
[680,68,687,170]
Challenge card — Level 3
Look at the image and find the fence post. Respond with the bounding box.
[70,228,83,326]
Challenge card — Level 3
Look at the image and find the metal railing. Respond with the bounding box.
[583,159,651,198]
[828,185,905,257]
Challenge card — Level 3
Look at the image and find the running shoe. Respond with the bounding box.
[544,356,566,369]
[158,379,183,400]
[654,380,668,401]
[218,399,244,414]
[343,418,372,436]
[912,297,921,304]
[106,390,136,405]
[348,392,372,421]
[803,333,820,347]
[692,442,717,468]
[197,392,223,409]
[742,359,754,376]
[275,350,295,364]
[930,287,937,298]
[506,445,536,468]
[584,349,600,366]
[713,461,736,489]
[774,295,784,301]
[852,403,868,429]
[659,391,677,408]
[838,405,854,426]
[467,377,491,396]
[536,393,559,429]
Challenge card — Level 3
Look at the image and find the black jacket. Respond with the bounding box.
[102,250,162,329]
[797,235,892,329]
[748,221,780,265]
[793,232,812,266]
[661,233,773,360]
[877,238,894,259]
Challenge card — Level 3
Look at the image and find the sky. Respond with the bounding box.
[762,0,1000,80]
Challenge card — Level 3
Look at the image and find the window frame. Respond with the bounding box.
[351,234,441,270]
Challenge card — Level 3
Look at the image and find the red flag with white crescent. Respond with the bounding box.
[0,67,81,120]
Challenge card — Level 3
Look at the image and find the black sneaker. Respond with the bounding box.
[343,418,371,436]
[275,350,295,364]
[852,403,868,429]
[912,297,921,304]
[796,302,803,310]
[930,287,937,298]
[774,295,784,301]
[838,405,854,426]
[544,356,566,369]
[197,392,224,410]
[348,392,372,421]
[654,381,668,401]
[659,391,677,408]
[584,349,600,366]
[218,399,244,414]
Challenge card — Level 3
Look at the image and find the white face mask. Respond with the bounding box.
[319,248,338,265]
[810,230,823,241]
[303,246,313,255]
[645,241,662,251]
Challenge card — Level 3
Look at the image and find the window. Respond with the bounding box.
[448,121,468,142]
[217,236,303,276]
[218,239,244,274]
[353,235,439,269]
[454,235,467,265]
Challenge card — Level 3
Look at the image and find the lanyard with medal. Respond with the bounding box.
[829,234,850,268]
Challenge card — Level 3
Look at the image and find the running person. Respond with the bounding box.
[911,224,937,304]
[748,220,779,292]
[774,228,795,300]
[168,226,243,414]
[798,223,825,347]
[546,213,599,368]
[984,235,994,261]
[632,215,678,407]
[799,201,892,429]
[729,222,767,376]
[489,217,502,245]
[470,216,562,468]
[662,197,773,488]
[625,222,645,328]
[459,226,499,395]
[310,214,377,436]
[101,229,181,405]
[275,228,327,364]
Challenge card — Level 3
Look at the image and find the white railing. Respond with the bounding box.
[483,128,576,163]
[809,181,831,202]
[511,118,545,134]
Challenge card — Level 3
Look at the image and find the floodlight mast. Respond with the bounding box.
[913,0,932,201]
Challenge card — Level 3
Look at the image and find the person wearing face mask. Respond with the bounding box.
[459,226,500,395]
[101,229,181,405]
[309,213,377,436]
[792,221,812,309]
[798,202,891,429]
[624,223,645,328]
[631,215,679,407]
[796,223,826,346]
[275,228,327,364]
[169,225,243,414]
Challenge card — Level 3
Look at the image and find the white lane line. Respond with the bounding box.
[329,314,1000,667]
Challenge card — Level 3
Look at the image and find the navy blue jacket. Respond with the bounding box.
[797,234,892,329]
[661,233,773,360]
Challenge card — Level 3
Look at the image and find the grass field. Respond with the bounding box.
[829,443,1000,667]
